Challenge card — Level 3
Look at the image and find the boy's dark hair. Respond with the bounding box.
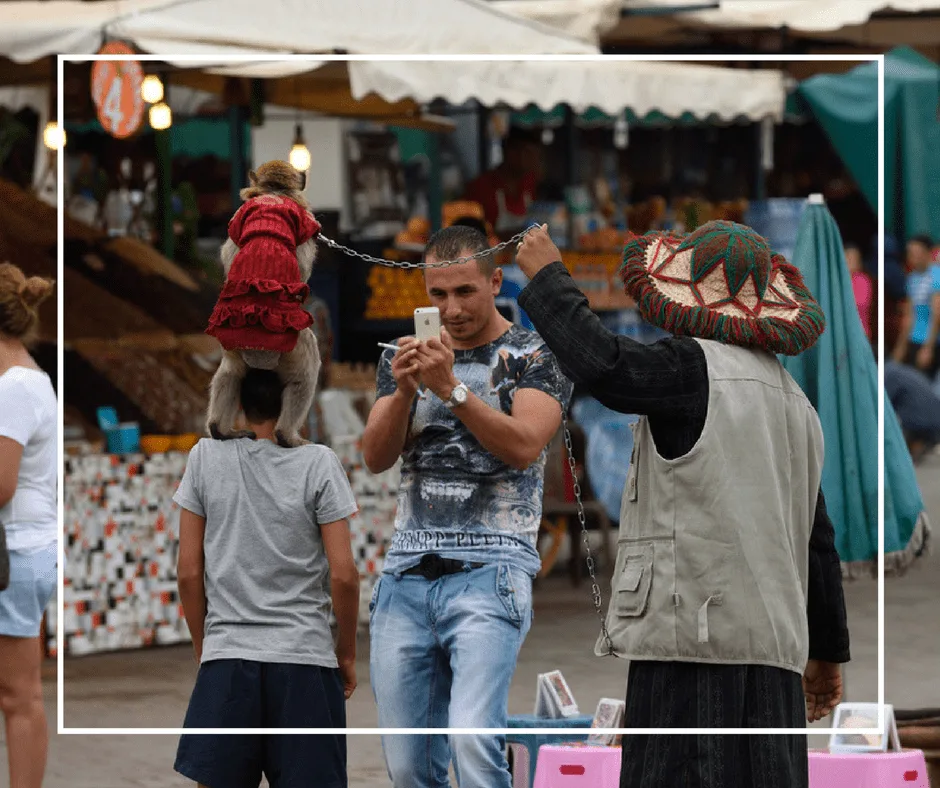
[424,224,494,276]
[240,368,284,423]
[909,233,935,249]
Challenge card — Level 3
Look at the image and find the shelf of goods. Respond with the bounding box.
[56,399,398,657]
[365,260,429,321]
[364,248,634,321]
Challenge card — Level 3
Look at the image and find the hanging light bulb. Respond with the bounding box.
[43,121,66,150]
[149,102,172,130]
[141,74,164,104]
[541,127,554,146]
[289,123,311,172]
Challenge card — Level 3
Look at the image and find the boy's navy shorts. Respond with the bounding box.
[174,659,347,788]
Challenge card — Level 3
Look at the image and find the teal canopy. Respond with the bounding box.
[779,199,929,575]
[798,46,940,242]
[64,116,251,160]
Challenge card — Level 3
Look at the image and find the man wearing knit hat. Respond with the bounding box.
[515,222,851,788]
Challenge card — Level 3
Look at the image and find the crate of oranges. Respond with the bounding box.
[364,264,430,321]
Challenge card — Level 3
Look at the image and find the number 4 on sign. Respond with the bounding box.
[102,79,123,129]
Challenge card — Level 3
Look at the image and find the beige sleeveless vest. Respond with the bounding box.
[595,339,824,675]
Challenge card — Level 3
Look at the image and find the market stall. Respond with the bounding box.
[0,26,825,663]
[48,96,438,658]
[342,58,786,322]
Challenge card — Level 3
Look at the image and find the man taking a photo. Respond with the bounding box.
[363,225,572,788]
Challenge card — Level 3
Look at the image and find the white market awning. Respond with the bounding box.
[110,0,596,56]
[488,0,623,43]
[603,1,940,51]
[348,59,787,121]
[0,1,149,64]
[0,0,596,68]
[692,0,940,32]
[110,0,597,61]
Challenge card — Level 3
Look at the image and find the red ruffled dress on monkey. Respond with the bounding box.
[207,195,320,353]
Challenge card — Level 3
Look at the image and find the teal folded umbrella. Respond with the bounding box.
[779,199,930,576]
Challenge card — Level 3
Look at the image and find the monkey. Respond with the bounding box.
[205,160,322,448]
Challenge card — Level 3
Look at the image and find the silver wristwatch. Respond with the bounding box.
[444,382,469,410]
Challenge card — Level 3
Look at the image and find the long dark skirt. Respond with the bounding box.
[620,661,808,788]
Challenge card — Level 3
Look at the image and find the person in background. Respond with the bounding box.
[893,234,940,378]
[0,262,57,788]
[885,360,940,464]
[172,369,359,788]
[465,127,543,239]
[845,243,873,342]
[880,233,909,351]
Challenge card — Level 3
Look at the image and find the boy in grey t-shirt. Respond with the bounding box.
[172,369,359,788]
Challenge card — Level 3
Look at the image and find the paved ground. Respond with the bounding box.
[3,457,938,787]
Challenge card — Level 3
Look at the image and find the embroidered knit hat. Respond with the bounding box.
[620,220,825,356]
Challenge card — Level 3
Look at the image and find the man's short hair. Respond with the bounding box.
[240,368,284,423]
[424,224,494,276]
[909,233,934,249]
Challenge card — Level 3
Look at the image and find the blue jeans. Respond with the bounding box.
[369,562,533,788]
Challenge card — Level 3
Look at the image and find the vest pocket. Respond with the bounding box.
[613,543,653,618]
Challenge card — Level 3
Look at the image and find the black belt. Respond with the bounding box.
[402,554,485,580]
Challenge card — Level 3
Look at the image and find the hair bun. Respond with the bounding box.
[19,276,54,308]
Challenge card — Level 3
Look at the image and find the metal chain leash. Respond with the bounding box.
[562,411,616,657]
[317,225,538,270]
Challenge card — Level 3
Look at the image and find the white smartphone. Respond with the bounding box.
[414,306,442,342]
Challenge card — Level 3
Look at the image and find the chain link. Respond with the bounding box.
[318,225,538,270]
[562,411,616,657]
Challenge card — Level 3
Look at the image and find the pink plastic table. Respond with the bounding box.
[533,744,621,788]
[808,749,930,788]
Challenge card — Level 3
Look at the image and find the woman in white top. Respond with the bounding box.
[0,262,57,788]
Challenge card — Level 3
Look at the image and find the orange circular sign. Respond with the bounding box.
[90,42,145,139]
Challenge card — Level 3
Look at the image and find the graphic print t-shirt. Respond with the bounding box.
[377,324,573,577]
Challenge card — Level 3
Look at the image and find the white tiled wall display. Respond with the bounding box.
[59,450,192,657]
